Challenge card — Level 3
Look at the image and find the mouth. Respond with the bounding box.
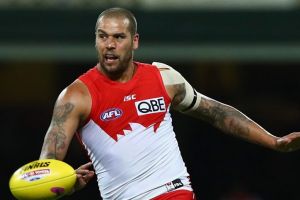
[104,53,119,63]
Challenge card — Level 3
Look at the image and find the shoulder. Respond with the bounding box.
[151,62,201,112]
[56,80,91,121]
[150,62,187,105]
[151,62,186,85]
[152,62,172,70]
[59,80,90,101]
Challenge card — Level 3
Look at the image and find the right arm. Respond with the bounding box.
[40,80,91,160]
[40,80,95,192]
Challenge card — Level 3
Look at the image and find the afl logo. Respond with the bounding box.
[100,108,123,121]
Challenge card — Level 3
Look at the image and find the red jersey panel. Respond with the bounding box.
[79,62,171,141]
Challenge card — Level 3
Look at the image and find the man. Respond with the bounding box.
[40,7,300,200]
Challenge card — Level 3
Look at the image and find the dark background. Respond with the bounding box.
[1,6,300,200]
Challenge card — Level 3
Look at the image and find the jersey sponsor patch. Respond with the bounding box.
[135,97,166,116]
[165,178,184,191]
[100,108,123,121]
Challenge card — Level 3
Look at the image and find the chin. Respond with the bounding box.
[100,63,120,75]
[104,64,119,72]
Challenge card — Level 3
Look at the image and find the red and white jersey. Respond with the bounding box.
[78,62,191,200]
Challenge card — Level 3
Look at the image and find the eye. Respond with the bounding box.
[115,34,126,40]
[98,34,107,39]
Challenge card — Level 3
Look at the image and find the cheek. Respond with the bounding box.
[120,42,134,53]
[95,43,104,53]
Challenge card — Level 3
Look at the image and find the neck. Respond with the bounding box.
[116,62,136,83]
[97,62,137,83]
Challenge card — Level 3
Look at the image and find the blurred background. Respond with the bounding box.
[1,0,300,199]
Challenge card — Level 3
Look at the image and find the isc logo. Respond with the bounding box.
[135,97,166,116]
[100,108,123,121]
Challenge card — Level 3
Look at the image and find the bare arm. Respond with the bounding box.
[168,81,277,149]
[186,96,278,149]
[40,80,95,193]
[40,102,75,159]
[40,80,91,160]
[157,62,300,152]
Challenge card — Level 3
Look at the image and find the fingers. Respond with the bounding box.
[276,133,300,152]
[276,137,290,151]
[74,162,95,191]
[75,162,94,178]
[75,175,87,191]
[75,171,95,191]
[77,162,93,170]
[277,137,290,145]
[76,169,95,180]
[76,168,92,176]
[75,162,95,180]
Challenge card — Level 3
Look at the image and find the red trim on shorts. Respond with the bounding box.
[151,190,196,200]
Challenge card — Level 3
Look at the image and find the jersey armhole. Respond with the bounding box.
[77,78,97,127]
[152,65,172,105]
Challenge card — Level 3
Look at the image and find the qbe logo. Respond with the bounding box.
[135,97,166,116]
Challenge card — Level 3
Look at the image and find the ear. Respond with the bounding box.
[133,33,139,50]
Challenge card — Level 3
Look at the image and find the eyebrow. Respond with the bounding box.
[97,29,126,36]
[97,29,106,34]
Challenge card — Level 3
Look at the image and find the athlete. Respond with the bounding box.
[39,7,300,200]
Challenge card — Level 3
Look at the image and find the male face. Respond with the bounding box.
[95,16,139,78]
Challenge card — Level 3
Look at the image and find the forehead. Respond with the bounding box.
[97,16,130,33]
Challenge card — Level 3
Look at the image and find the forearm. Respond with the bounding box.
[40,102,76,160]
[215,106,278,149]
[188,97,279,150]
[40,127,69,160]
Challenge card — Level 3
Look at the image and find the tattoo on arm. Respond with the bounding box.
[198,98,251,137]
[171,83,186,107]
[42,103,75,159]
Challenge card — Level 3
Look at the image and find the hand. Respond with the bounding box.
[276,132,300,152]
[74,162,95,192]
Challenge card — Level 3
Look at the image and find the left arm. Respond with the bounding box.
[156,62,300,152]
[177,87,300,152]
[184,96,278,150]
[186,95,300,152]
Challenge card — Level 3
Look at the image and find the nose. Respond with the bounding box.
[106,37,116,49]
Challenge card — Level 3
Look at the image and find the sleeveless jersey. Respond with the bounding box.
[78,62,191,199]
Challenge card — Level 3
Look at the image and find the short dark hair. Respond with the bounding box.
[95,7,137,36]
